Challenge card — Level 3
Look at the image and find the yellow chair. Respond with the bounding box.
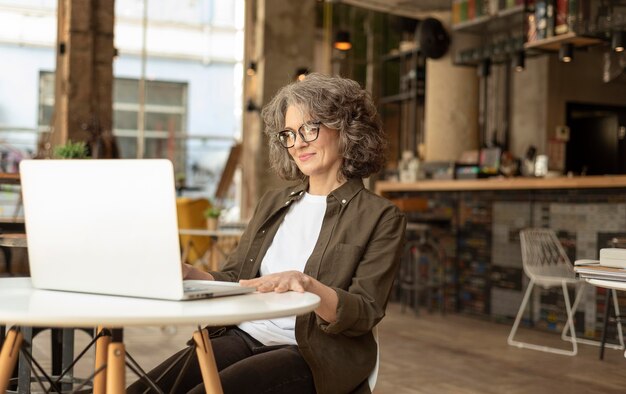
[176,197,211,266]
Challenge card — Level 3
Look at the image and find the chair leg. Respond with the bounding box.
[561,283,585,341]
[508,280,578,356]
[561,285,625,352]
[561,281,578,356]
[507,279,535,348]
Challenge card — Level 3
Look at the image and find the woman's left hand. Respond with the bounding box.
[239,271,311,293]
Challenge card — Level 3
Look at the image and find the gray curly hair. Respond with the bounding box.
[261,73,386,181]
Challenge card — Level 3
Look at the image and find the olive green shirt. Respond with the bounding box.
[210,178,406,394]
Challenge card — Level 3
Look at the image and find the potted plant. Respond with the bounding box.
[203,206,222,231]
[53,140,89,159]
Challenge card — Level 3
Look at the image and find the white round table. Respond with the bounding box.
[0,277,319,327]
[586,278,626,292]
[0,277,320,393]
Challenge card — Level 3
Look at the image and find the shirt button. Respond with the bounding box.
[341,199,347,204]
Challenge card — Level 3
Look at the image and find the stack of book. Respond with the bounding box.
[574,249,626,281]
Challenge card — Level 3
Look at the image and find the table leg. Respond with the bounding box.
[18,326,32,393]
[105,342,126,394]
[193,328,223,394]
[61,329,75,392]
[0,329,23,393]
[600,288,613,360]
[94,326,111,394]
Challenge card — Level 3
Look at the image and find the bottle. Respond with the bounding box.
[399,150,418,182]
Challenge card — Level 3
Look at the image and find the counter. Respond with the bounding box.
[378,174,626,340]
[376,175,626,194]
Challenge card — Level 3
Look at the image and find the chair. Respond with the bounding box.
[397,223,446,315]
[508,228,624,356]
[368,325,379,391]
[176,197,211,265]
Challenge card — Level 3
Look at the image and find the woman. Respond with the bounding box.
[131,73,406,394]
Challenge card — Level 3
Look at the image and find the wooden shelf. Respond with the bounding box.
[375,175,626,195]
[524,32,603,51]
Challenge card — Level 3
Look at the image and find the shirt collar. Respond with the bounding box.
[287,178,364,204]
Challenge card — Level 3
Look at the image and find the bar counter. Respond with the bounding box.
[377,173,626,340]
[376,175,626,195]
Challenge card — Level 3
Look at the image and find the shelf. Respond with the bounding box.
[523,32,603,51]
[452,5,525,34]
[381,47,420,62]
[0,173,20,185]
[379,90,424,104]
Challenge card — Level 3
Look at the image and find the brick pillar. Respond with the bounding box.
[53,0,117,158]
[241,0,315,218]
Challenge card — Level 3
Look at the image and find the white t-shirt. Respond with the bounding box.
[238,192,327,345]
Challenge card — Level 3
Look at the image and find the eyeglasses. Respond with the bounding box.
[276,121,322,148]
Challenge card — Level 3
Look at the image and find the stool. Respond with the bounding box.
[397,223,446,314]
[0,233,26,276]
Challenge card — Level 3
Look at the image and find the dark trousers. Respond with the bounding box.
[127,327,316,394]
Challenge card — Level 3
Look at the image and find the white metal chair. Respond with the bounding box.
[507,228,624,356]
[368,325,380,391]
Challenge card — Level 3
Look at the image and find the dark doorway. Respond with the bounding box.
[566,103,626,175]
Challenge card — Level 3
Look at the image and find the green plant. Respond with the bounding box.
[203,206,222,219]
[53,140,89,159]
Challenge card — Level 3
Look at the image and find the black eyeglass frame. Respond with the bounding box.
[276,121,322,148]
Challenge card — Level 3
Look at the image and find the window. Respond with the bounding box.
[39,72,188,171]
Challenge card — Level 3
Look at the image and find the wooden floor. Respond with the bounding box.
[27,302,626,393]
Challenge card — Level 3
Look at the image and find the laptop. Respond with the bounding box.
[19,159,255,300]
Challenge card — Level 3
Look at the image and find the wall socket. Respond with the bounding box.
[555,125,570,141]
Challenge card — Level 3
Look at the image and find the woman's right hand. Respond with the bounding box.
[182,263,215,280]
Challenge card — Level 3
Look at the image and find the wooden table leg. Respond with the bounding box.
[106,342,126,394]
[94,326,111,394]
[0,329,23,393]
[193,328,223,394]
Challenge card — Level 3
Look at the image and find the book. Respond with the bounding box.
[535,1,547,40]
[546,0,555,38]
[574,263,626,282]
[555,0,569,35]
[468,0,476,20]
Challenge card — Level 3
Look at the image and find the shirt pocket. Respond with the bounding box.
[321,243,363,287]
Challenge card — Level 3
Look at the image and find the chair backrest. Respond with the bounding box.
[176,197,211,263]
[519,228,576,283]
[368,325,380,391]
